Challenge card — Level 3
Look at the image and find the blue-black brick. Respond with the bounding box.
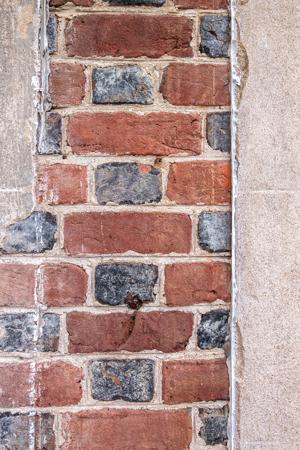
[39,313,60,352]
[198,309,229,349]
[95,163,161,205]
[200,16,230,58]
[0,313,36,352]
[207,112,230,153]
[90,359,154,402]
[47,15,57,54]
[95,263,158,306]
[198,211,231,252]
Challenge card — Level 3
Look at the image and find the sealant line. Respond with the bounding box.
[229,0,239,448]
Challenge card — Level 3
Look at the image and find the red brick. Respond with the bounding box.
[61,409,192,450]
[0,363,33,407]
[165,262,231,306]
[67,112,202,156]
[67,311,193,353]
[167,161,231,205]
[64,212,192,255]
[160,63,230,106]
[65,15,193,58]
[36,164,87,205]
[49,63,85,107]
[50,0,94,5]
[36,361,83,407]
[41,263,88,306]
[162,359,229,404]
[0,264,36,307]
[174,0,228,9]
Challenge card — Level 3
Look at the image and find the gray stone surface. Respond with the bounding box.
[90,359,154,402]
[95,263,158,306]
[39,313,60,352]
[234,1,300,447]
[108,0,165,5]
[200,15,230,58]
[206,112,230,153]
[0,313,36,352]
[0,413,55,450]
[0,0,39,229]
[92,65,153,105]
[1,211,57,253]
[198,211,231,252]
[47,15,57,54]
[95,163,161,205]
[40,112,62,155]
[198,309,229,349]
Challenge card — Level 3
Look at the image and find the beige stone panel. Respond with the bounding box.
[0,0,40,228]
[235,0,300,448]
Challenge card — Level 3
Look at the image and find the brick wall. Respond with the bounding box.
[0,0,231,448]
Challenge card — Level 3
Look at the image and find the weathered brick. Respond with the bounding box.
[92,66,153,105]
[61,409,192,450]
[47,15,57,54]
[200,15,230,58]
[0,313,35,352]
[50,0,94,4]
[42,263,88,306]
[90,359,154,402]
[95,263,158,306]
[199,406,228,445]
[40,112,62,155]
[2,211,57,254]
[0,264,36,307]
[165,262,231,306]
[49,63,86,107]
[109,0,165,5]
[160,63,230,106]
[67,311,193,353]
[36,361,83,407]
[64,212,191,255]
[67,112,202,156]
[207,112,231,152]
[0,363,33,407]
[39,313,60,352]
[36,164,87,205]
[95,163,161,205]
[198,211,231,252]
[167,161,231,205]
[174,0,228,9]
[0,413,55,450]
[162,359,229,403]
[65,15,193,58]
[198,309,229,349]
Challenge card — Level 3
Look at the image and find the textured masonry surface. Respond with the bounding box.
[0,0,231,447]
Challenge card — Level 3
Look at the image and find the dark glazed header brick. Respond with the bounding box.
[90,359,154,402]
[198,211,231,252]
[199,406,228,445]
[50,0,94,5]
[0,413,55,450]
[207,112,231,153]
[2,211,57,254]
[95,263,158,306]
[198,309,229,349]
[200,16,230,58]
[92,66,153,105]
[47,15,57,54]
[40,112,62,155]
[39,313,60,352]
[95,163,161,205]
[0,313,35,352]
[65,15,193,58]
